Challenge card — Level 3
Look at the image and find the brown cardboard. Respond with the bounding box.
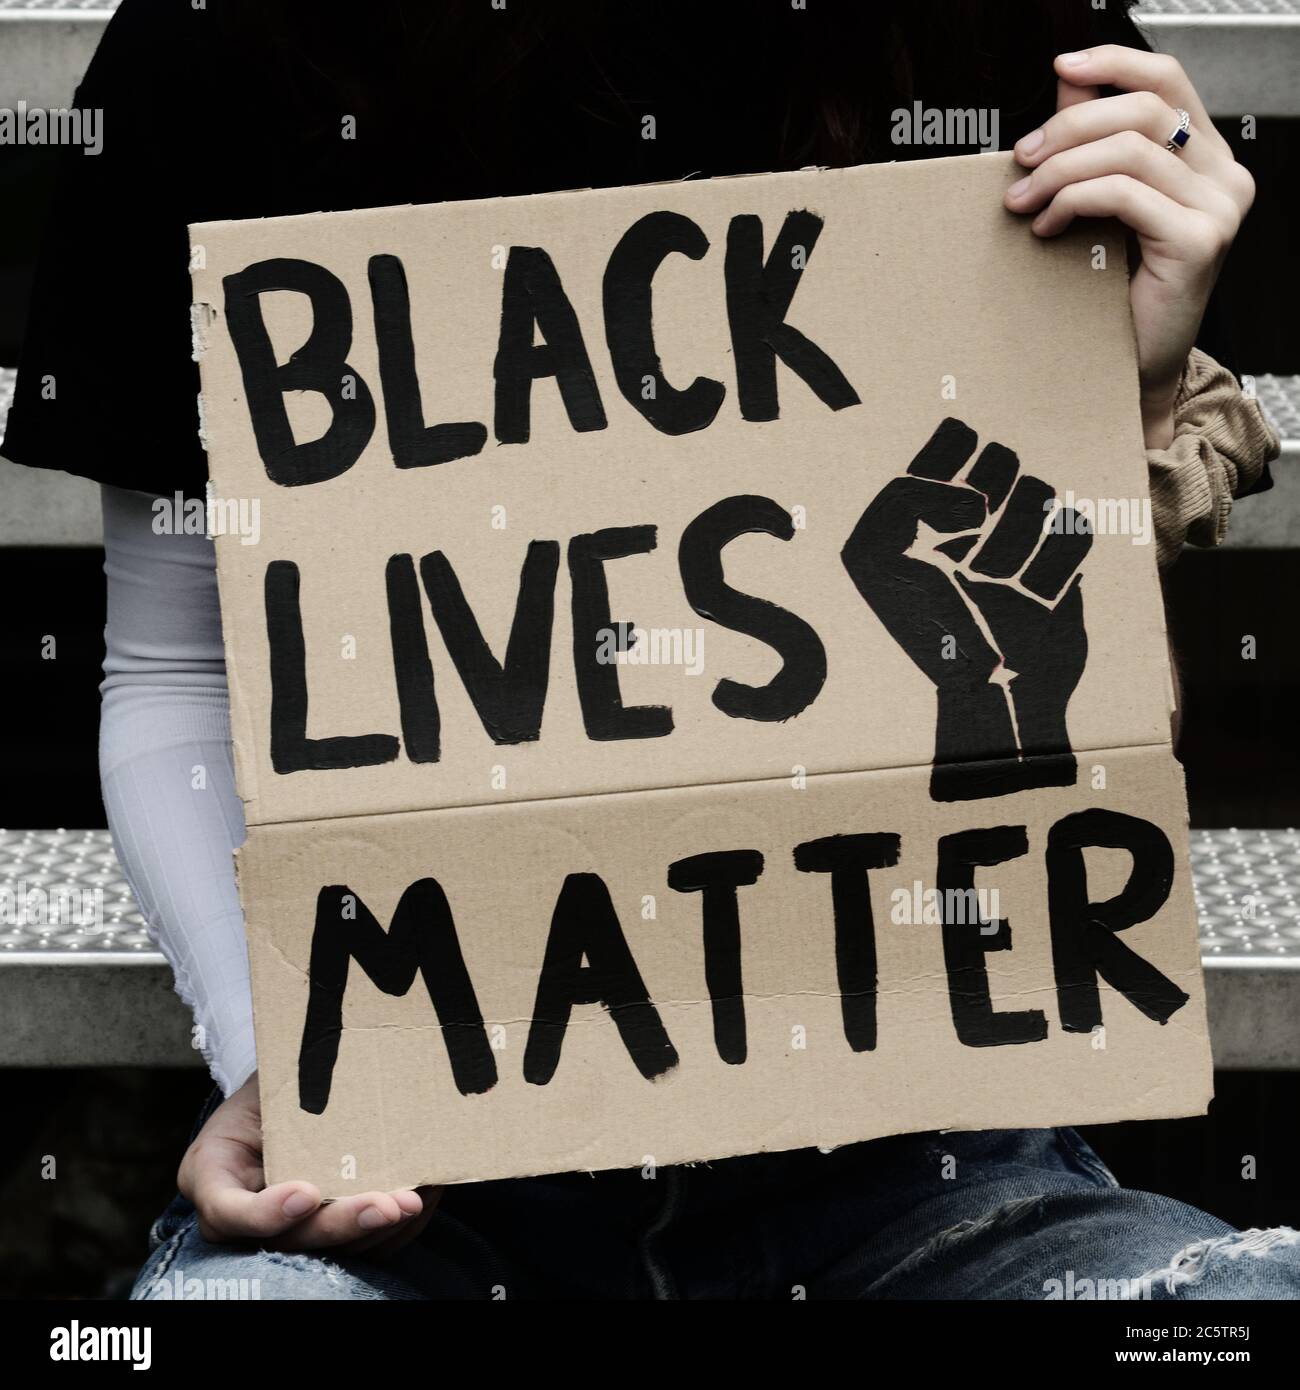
[190,153,1212,1194]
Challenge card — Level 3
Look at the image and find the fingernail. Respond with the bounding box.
[1017,129,1044,156]
[1059,51,1090,66]
[358,1205,391,1230]
[1007,176,1031,198]
[282,1191,315,1218]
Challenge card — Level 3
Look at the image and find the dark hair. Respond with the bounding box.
[216,0,1150,202]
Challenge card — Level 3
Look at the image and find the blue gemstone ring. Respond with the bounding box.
[1165,107,1192,154]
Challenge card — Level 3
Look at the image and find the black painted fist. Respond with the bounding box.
[842,417,1093,802]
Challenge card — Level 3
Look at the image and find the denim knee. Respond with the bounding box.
[131,1212,421,1301]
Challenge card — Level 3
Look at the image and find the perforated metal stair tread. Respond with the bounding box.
[2,826,1296,965]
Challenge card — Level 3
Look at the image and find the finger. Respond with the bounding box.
[906,416,978,481]
[964,441,1019,511]
[847,477,986,564]
[1028,174,1225,260]
[270,1190,422,1252]
[1015,91,1216,176]
[1056,75,1099,111]
[1006,131,1239,227]
[192,1173,324,1243]
[1021,511,1093,600]
[968,475,1055,579]
[339,1194,441,1261]
[1054,45,1221,149]
[1028,173,1229,268]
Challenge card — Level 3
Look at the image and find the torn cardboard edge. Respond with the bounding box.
[186,153,1000,243]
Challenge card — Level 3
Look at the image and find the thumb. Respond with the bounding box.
[194,1172,324,1243]
[844,476,985,566]
[182,1133,323,1242]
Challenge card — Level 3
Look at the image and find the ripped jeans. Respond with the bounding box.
[130,1113,1300,1300]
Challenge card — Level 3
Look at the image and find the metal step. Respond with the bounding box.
[0,0,1298,114]
[1136,0,1300,117]
[1255,372,1300,455]
[0,827,197,1067]
[1191,826,1300,1069]
[0,826,1296,1069]
[0,0,114,112]
[1219,373,1300,548]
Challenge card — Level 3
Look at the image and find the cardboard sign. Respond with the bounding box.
[189,154,1212,1194]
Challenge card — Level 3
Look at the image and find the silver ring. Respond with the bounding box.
[1165,107,1192,154]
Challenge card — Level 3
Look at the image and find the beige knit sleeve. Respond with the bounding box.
[1149,348,1281,569]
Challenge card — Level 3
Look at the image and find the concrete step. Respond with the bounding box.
[0,0,114,112]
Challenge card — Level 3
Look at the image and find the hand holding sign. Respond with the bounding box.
[178,1074,436,1252]
[842,417,1093,802]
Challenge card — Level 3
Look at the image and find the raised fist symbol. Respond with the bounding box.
[842,417,1093,802]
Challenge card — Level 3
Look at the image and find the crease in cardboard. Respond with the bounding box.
[231,738,1180,832]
